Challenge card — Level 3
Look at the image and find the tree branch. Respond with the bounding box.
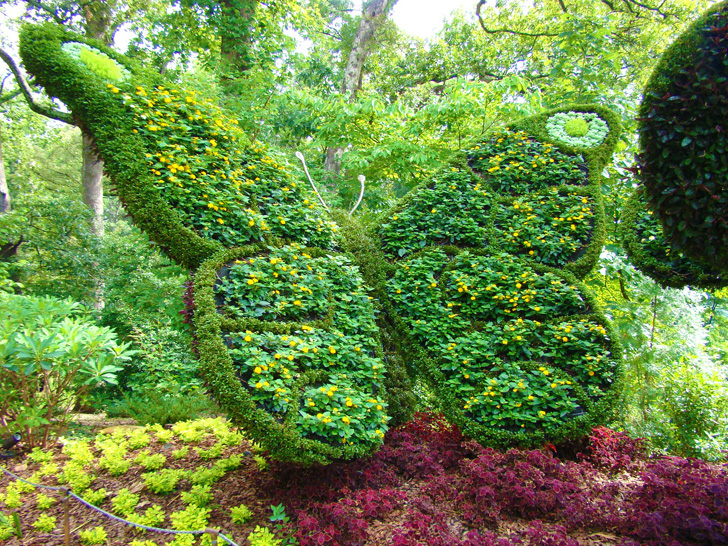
[623,0,670,18]
[0,89,21,106]
[476,0,559,37]
[22,0,70,25]
[557,0,568,13]
[0,48,74,124]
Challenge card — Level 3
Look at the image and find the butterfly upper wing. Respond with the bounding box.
[19,24,338,270]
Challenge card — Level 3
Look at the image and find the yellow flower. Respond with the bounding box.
[253,366,262,374]
[329,347,336,354]
[244,335,252,342]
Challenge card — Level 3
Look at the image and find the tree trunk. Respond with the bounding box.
[0,125,10,214]
[324,0,396,176]
[219,0,259,75]
[342,0,392,100]
[82,0,113,311]
[81,133,105,237]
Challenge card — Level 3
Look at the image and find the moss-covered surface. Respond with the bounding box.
[638,0,728,270]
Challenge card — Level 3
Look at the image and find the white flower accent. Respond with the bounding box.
[545,111,610,148]
[61,42,130,81]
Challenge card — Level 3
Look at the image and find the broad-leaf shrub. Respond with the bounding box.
[637,0,728,270]
[0,294,132,447]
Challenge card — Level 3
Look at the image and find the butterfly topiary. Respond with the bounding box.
[19,23,625,463]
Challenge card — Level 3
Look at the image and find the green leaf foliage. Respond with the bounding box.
[638,0,728,270]
[371,105,624,448]
[621,189,728,289]
[18,22,412,465]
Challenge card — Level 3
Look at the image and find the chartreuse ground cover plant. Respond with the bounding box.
[0,417,293,545]
[19,22,414,466]
[374,105,622,448]
[2,414,728,545]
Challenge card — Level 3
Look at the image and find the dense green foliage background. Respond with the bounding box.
[1,0,727,460]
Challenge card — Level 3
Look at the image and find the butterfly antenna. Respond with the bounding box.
[350,174,365,216]
[295,151,330,213]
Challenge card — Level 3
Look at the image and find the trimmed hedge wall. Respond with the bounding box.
[637,0,728,270]
[371,106,624,448]
[621,189,728,290]
[19,23,413,465]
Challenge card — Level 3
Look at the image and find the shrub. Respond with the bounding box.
[637,1,728,270]
[0,294,133,447]
[107,386,218,425]
[577,426,646,472]
[78,525,108,545]
[230,503,253,525]
[621,189,728,289]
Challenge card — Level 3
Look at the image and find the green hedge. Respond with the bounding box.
[638,1,728,270]
[621,189,728,290]
[371,106,624,447]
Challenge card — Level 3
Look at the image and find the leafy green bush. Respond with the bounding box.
[111,488,139,516]
[662,362,728,460]
[638,1,728,270]
[0,294,133,447]
[106,385,218,425]
[143,468,187,494]
[621,189,727,289]
[78,526,108,545]
[230,503,253,525]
